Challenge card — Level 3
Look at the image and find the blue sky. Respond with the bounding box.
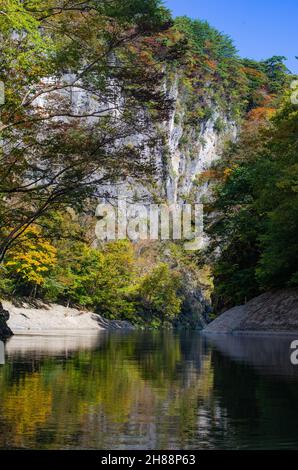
[164,0,298,74]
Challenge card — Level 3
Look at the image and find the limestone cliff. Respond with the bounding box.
[163,76,237,205]
[58,72,237,206]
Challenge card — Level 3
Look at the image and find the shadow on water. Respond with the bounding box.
[0,330,298,449]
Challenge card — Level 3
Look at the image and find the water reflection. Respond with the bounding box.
[207,334,298,378]
[0,331,297,449]
[0,341,4,365]
[5,332,105,356]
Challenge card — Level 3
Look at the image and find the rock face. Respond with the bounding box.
[176,270,211,329]
[0,302,13,341]
[164,78,237,205]
[177,294,210,330]
[203,289,298,334]
[66,72,237,206]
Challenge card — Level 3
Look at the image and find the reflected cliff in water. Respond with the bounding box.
[0,331,298,449]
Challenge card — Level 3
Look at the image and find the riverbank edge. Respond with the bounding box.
[203,288,298,335]
[2,288,298,339]
[0,302,13,340]
[0,299,135,338]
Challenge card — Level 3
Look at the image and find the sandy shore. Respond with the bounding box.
[2,300,134,335]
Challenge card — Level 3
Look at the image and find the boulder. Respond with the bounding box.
[0,302,13,340]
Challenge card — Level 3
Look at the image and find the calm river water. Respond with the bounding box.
[0,330,298,449]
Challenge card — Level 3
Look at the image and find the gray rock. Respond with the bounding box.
[203,306,248,334]
[0,302,13,341]
[91,314,135,330]
[203,289,298,334]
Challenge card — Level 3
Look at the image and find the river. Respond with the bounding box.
[0,331,298,449]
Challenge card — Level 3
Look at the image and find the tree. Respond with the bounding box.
[44,239,138,317]
[4,225,57,296]
[209,99,298,311]
[262,56,290,94]
[137,263,182,324]
[0,0,180,262]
